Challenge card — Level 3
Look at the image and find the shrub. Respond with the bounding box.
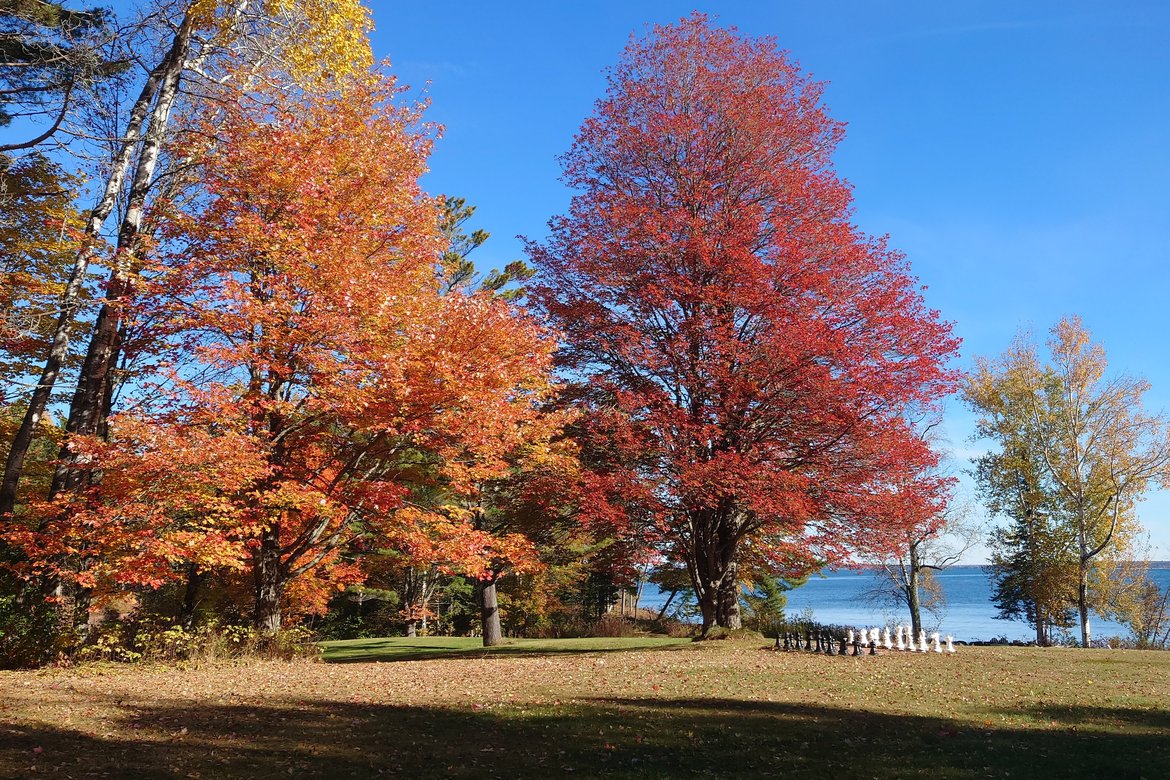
[73,616,320,664]
[589,614,637,637]
[0,590,63,668]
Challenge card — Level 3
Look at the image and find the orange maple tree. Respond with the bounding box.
[5,70,557,632]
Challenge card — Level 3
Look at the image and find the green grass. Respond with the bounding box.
[319,634,691,662]
[2,638,1168,778]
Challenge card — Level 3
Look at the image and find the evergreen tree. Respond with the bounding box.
[0,0,115,150]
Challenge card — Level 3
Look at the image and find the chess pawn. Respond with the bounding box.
[838,635,849,656]
[846,629,854,646]
[931,632,942,653]
[895,625,906,651]
[945,635,956,654]
[918,630,928,652]
[906,630,917,652]
[883,627,893,649]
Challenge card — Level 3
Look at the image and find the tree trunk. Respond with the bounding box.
[697,587,718,635]
[180,564,205,630]
[1035,614,1048,647]
[253,525,283,635]
[0,48,175,517]
[1078,561,1091,648]
[405,621,417,637]
[688,508,739,635]
[907,544,923,636]
[716,562,741,629]
[478,577,503,647]
[52,10,195,497]
[655,589,678,621]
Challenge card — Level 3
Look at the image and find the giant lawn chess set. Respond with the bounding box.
[773,624,957,656]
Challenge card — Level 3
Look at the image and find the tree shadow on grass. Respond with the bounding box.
[2,694,1166,779]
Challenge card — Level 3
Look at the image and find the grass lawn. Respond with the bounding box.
[320,635,691,662]
[2,638,1168,778]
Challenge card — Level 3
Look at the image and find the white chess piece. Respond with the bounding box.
[883,627,893,649]
[846,629,854,646]
[918,630,928,652]
[945,635,956,653]
[895,624,906,651]
[931,632,942,653]
[906,630,917,652]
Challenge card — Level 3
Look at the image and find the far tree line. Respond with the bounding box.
[1,3,1166,666]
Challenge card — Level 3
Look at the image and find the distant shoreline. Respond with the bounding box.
[843,561,1170,571]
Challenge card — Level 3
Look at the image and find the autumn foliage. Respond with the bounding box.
[2,8,973,657]
[4,71,558,633]
[529,14,959,631]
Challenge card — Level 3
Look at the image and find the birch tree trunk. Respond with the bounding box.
[0,49,176,516]
[51,10,196,497]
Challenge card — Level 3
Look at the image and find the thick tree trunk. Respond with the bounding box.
[0,50,175,517]
[405,621,417,637]
[698,589,717,634]
[689,507,740,635]
[253,525,283,635]
[478,577,503,647]
[716,562,741,629]
[52,11,194,497]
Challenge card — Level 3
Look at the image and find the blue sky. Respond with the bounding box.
[370,1,1170,561]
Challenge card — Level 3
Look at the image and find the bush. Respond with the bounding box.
[313,587,400,641]
[641,616,696,638]
[73,616,319,664]
[589,614,637,637]
[0,590,63,669]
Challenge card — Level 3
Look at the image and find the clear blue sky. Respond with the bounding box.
[370,1,1170,561]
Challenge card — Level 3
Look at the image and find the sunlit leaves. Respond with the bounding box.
[529,13,959,625]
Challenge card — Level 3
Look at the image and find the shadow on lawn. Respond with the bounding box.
[2,694,1167,779]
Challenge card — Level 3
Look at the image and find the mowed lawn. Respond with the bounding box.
[2,638,1168,779]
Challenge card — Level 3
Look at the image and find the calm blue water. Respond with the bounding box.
[638,564,1170,642]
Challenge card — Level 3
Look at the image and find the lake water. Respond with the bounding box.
[637,564,1170,642]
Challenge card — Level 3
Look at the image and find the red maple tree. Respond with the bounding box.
[529,14,960,632]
